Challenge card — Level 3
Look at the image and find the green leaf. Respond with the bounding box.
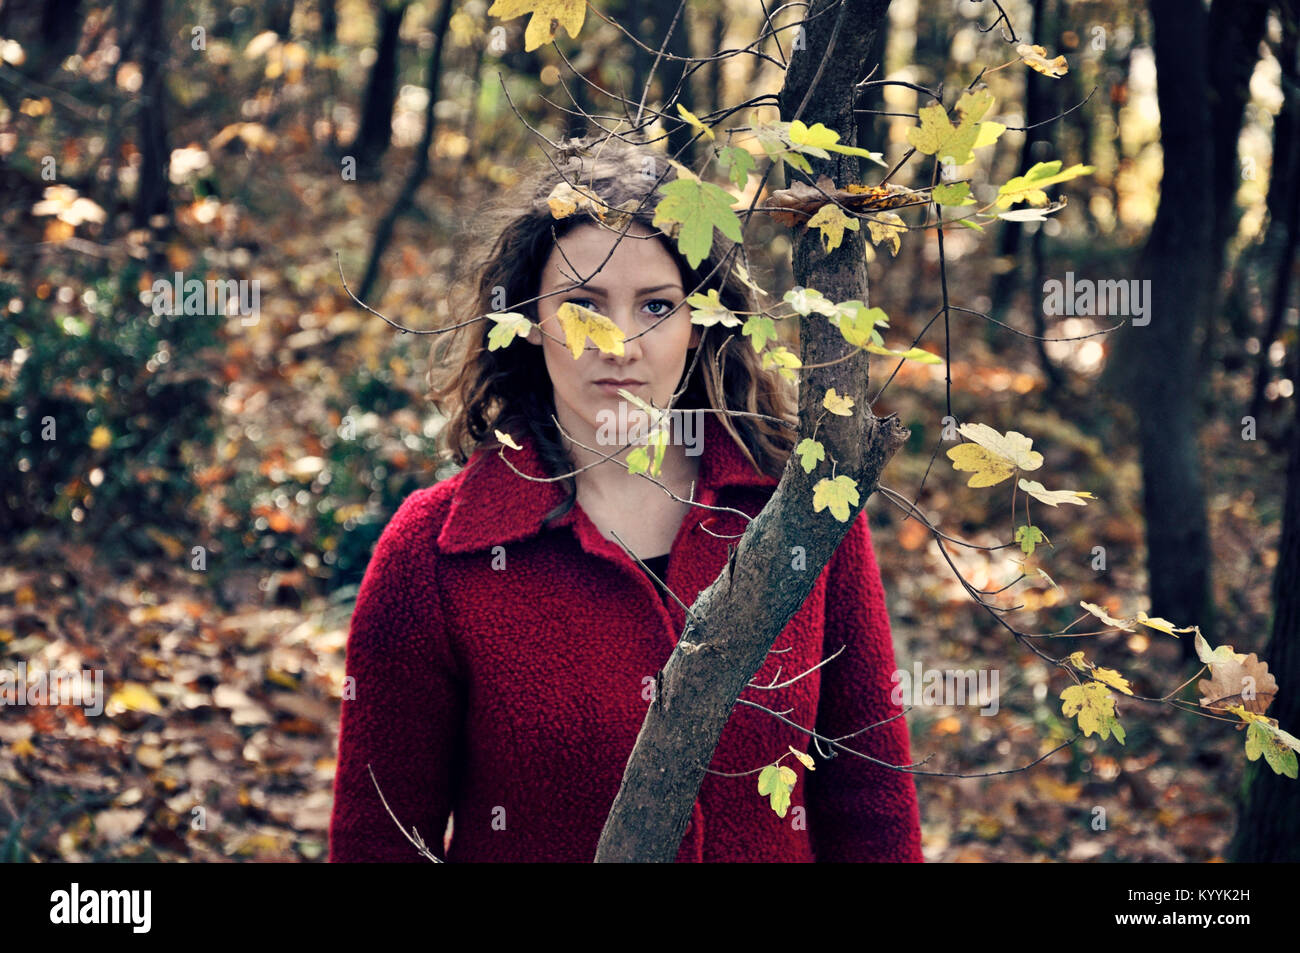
[932,182,975,207]
[757,763,798,817]
[1245,721,1300,778]
[742,314,777,352]
[795,438,825,473]
[1014,524,1045,555]
[813,474,860,522]
[864,343,944,364]
[651,178,744,268]
[486,311,533,350]
[716,145,755,190]
[995,160,1095,209]
[906,88,1000,167]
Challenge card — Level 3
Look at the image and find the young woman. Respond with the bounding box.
[328,137,923,862]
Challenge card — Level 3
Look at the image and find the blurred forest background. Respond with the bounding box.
[0,0,1296,861]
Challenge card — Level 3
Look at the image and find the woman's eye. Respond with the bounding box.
[644,299,675,317]
[565,297,595,310]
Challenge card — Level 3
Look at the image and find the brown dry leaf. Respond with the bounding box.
[765,174,918,228]
[1196,653,1277,714]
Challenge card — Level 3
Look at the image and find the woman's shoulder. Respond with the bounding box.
[375,462,477,557]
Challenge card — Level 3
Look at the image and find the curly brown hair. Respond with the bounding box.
[427,134,797,523]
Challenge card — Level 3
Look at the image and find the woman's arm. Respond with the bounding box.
[806,509,924,862]
[328,490,463,862]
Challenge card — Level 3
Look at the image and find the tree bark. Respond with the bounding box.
[594,0,901,864]
[1103,0,1216,655]
[351,0,409,178]
[355,0,453,303]
[1230,366,1300,861]
[132,0,171,235]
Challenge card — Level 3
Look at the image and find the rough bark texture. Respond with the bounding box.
[595,0,901,864]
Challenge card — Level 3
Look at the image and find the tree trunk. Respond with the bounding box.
[1198,0,1269,378]
[351,0,409,178]
[1103,0,1216,656]
[132,0,171,235]
[355,0,453,303]
[594,0,902,864]
[1230,368,1300,861]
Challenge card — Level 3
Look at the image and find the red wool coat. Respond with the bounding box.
[328,411,923,862]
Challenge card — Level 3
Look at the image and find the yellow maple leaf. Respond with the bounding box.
[947,443,1017,487]
[487,0,586,51]
[555,301,625,358]
[822,387,855,416]
[867,211,906,255]
[806,203,859,252]
[813,474,859,522]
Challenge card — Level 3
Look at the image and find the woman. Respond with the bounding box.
[327,137,923,862]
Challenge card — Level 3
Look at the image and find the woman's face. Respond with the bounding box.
[528,220,699,446]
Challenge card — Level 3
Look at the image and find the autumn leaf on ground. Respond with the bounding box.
[1060,681,1125,743]
[555,302,625,358]
[757,763,798,817]
[906,88,1005,167]
[1018,479,1094,507]
[807,203,860,252]
[651,178,743,268]
[486,0,585,51]
[1017,43,1068,78]
[813,475,859,522]
[822,388,855,416]
[1197,652,1278,715]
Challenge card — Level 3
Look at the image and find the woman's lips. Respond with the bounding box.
[594,380,645,394]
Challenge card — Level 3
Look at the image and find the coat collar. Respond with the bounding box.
[437,410,780,555]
